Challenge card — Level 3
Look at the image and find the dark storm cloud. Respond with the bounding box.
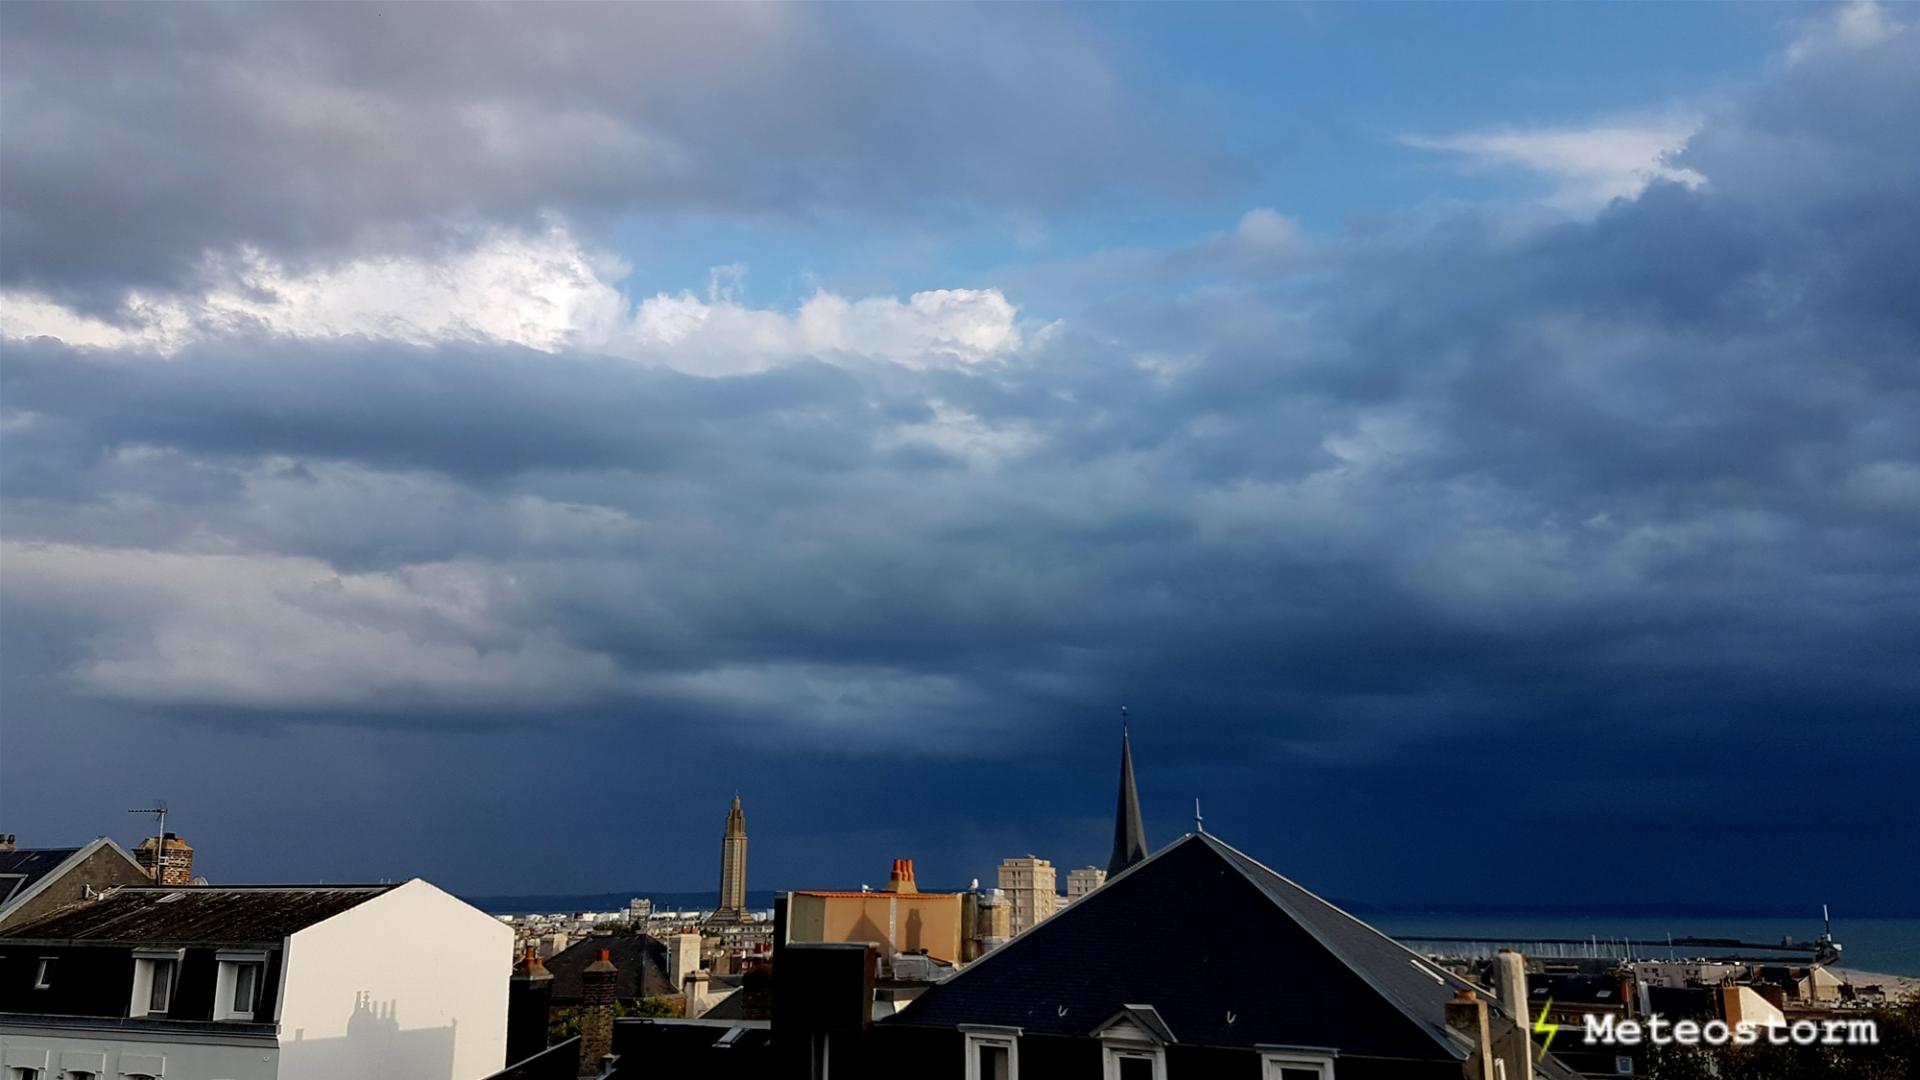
[3,10,1917,905]
[0,2,1237,307]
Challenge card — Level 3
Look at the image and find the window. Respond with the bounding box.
[11,1069,41,1080]
[130,953,181,1017]
[964,1031,1018,1080]
[1261,1052,1335,1080]
[33,957,55,989]
[148,958,176,1012]
[1102,1046,1164,1080]
[215,956,265,1020]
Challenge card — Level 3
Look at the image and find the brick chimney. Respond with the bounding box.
[134,833,194,885]
[506,946,553,1067]
[881,858,919,894]
[579,947,618,1069]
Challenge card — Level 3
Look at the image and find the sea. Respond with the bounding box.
[467,890,1920,978]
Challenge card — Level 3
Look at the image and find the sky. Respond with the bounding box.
[1,2,1915,915]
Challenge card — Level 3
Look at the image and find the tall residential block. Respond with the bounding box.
[995,855,1056,935]
[1065,866,1107,901]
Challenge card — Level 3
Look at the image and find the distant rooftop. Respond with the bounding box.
[1,884,398,945]
[0,847,84,907]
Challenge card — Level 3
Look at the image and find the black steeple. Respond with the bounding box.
[1107,707,1149,877]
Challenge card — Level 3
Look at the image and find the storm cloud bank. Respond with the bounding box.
[1,4,1914,901]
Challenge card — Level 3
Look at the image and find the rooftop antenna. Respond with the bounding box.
[1194,798,1205,836]
[127,801,167,882]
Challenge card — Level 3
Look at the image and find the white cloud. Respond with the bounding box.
[1787,0,1900,64]
[876,400,1043,469]
[1233,207,1303,253]
[1405,120,1705,210]
[0,225,626,354]
[1,229,1026,375]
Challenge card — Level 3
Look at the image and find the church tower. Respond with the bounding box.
[1107,708,1149,878]
[715,793,749,920]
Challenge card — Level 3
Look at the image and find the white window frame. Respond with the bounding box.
[130,950,183,1018]
[1101,1042,1166,1080]
[961,1025,1021,1080]
[214,950,267,1021]
[1259,1049,1337,1080]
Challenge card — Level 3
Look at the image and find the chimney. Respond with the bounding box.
[579,948,618,1069]
[670,932,701,993]
[1490,952,1536,1080]
[684,969,713,1019]
[1444,988,1496,1080]
[135,833,195,885]
[882,858,919,895]
[505,946,553,1067]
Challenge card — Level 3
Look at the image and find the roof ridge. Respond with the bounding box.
[1193,832,1480,1057]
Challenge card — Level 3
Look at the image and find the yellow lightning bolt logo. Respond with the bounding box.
[1533,998,1559,1062]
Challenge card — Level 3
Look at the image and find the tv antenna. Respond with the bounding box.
[128,801,168,882]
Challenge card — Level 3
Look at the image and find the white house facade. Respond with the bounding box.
[0,879,510,1080]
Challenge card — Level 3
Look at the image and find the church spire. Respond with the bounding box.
[1107,706,1148,877]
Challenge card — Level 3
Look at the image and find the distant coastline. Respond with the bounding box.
[464,889,1920,977]
[463,888,1917,922]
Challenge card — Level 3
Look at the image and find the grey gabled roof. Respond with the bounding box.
[1,884,395,945]
[1194,832,1488,1056]
[0,848,82,908]
[892,831,1491,1061]
[0,838,145,914]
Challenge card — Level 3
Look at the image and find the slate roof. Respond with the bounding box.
[888,832,1492,1062]
[545,934,675,1004]
[0,884,393,944]
[0,848,83,907]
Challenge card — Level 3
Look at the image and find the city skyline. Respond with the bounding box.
[2,2,1916,914]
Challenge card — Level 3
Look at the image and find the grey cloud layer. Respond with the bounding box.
[2,6,1917,898]
[0,3,1234,305]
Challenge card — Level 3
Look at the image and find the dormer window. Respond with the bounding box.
[961,1025,1020,1080]
[1092,1005,1172,1080]
[216,950,268,1021]
[1261,1052,1336,1080]
[1104,1047,1163,1080]
[131,951,182,1017]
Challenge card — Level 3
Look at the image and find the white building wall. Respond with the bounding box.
[0,1026,278,1080]
[275,879,510,1080]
